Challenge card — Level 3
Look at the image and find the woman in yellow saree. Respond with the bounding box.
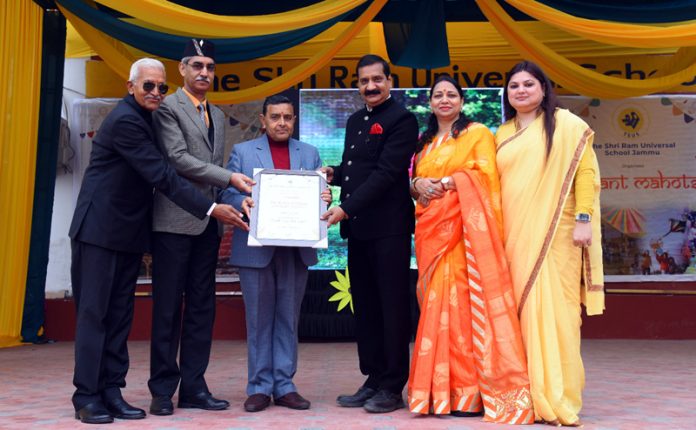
[495,61,605,426]
[408,75,534,424]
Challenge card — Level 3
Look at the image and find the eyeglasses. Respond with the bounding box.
[142,81,169,94]
[186,61,216,72]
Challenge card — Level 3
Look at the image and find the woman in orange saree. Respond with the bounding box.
[407,75,533,424]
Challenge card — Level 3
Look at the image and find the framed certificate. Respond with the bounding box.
[247,168,328,248]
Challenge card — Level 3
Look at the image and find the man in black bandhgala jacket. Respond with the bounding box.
[322,54,418,414]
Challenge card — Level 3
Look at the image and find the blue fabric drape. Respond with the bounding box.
[165,0,320,16]
[23,6,66,344]
[537,0,696,23]
[163,0,534,22]
[384,0,450,69]
[57,0,355,62]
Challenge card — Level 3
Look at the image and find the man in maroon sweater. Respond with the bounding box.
[220,95,329,413]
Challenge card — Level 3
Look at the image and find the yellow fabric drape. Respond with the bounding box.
[95,0,368,38]
[65,21,390,60]
[0,0,43,348]
[58,0,387,103]
[652,47,696,77]
[60,6,136,76]
[65,19,679,60]
[444,22,675,60]
[475,0,696,98]
[66,21,95,57]
[507,0,696,48]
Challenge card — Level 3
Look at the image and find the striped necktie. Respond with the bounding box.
[197,103,208,128]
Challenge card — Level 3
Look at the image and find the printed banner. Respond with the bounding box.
[562,96,696,281]
[86,55,696,98]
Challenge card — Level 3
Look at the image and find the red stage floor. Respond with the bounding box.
[1,340,695,429]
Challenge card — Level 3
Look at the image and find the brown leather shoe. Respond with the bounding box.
[274,392,310,410]
[244,394,271,412]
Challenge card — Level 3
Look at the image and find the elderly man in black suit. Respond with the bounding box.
[68,58,249,425]
[322,54,418,413]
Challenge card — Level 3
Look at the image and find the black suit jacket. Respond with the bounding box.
[331,97,418,240]
[69,95,212,253]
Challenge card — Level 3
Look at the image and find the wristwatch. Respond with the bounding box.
[441,176,451,189]
[575,213,591,223]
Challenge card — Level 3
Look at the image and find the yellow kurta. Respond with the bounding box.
[495,109,604,425]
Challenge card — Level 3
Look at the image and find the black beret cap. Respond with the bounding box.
[183,38,215,60]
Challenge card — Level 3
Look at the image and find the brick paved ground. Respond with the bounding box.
[0,340,695,429]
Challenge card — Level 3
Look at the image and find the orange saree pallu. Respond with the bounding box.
[408,169,533,424]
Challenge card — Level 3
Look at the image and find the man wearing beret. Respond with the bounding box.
[148,39,253,415]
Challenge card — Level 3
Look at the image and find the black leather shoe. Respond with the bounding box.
[363,389,405,413]
[178,392,230,410]
[336,386,377,407]
[274,392,310,410]
[244,393,271,412]
[104,397,146,419]
[150,396,174,416]
[75,402,114,424]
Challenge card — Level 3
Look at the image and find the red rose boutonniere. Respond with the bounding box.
[369,123,383,135]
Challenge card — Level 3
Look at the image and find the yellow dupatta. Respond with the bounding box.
[408,124,533,423]
[496,109,604,316]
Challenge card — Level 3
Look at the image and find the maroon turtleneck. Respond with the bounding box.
[267,136,290,169]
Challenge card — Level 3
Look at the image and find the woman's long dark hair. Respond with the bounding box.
[416,75,471,154]
[502,61,561,157]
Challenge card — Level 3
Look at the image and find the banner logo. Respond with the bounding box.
[615,106,648,138]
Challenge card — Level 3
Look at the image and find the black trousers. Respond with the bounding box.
[71,240,141,410]
[148,219,220,398]
[347,234,412,394]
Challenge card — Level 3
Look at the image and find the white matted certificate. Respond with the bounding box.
[248,168,328,248]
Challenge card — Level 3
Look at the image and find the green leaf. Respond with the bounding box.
[329,268,352,313]
[332,280,349,292]
[334,270,347,285]
[337,296,351,311]
[328,291,345,302]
